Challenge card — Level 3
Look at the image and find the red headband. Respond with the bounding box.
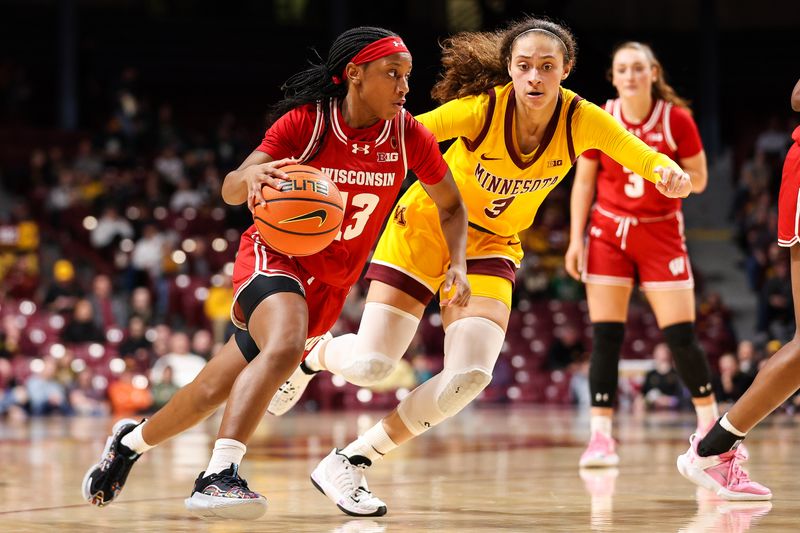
[332,36,411,84]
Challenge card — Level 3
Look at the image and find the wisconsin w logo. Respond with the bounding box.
[280,209,328,227]
[668,256,686,276]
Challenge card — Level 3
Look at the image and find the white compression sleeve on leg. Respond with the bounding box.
[397,316,506,436]
[323,302,420,387]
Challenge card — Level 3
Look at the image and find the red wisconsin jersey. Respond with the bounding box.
[255,100,447,288]
[583,98,703,217]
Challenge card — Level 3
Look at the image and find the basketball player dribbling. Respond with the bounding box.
[82,26,470,520]
[269,16,695,515]
[564,42,719,469]
[676,77,800,500]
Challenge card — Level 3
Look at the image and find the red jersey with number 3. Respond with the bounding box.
[255,100,446,289]
[583,98,703,217]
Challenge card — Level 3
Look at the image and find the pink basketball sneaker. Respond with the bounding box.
[579,432,619,468]
[676,434,771,501]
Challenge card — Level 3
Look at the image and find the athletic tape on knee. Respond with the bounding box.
[589,322,625,408]
[325,302,420,386]
[663,322,713,397]
[397,316,503,435]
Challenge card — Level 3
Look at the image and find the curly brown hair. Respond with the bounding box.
[608,41,691,111]
[430,16,578,104]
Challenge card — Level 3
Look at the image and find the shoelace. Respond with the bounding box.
[207,470,252,493]
[726,452,751,488]
[334,458,373,502]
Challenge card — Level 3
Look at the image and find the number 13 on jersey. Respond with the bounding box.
[335,192,380,241]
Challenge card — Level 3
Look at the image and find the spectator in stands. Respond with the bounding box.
[61,299,106,344]
[203,272,234,343]
[0,315,21,361]
[149,331,205,387]
[88,273,125,331]
[130,223,166,286]
[547,324,587,371]
[73,138,103,178]
[169,177,205,212]
[191,329,214,360]
[712,353,753,403]
[736,340,759,380]
[90,205,134,251]
[150,365,179,410]
[69,369,109,416]
[46,168,78,213]
[757,254,794,339]
[641,343,687,410]
[128,286,155,326]
[42,259,82,314]
[107,370,152,415]
[26,356,71,416]
[118,315,154,371]
[154,145,184,186]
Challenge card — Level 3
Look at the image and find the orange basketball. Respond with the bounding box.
[253,164,344,256]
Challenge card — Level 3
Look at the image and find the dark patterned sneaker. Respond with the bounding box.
[184,463,268,520]
[82,418,143,506]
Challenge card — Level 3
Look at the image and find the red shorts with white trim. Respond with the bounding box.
[582,207,694,291]
[778,142,800,248]
[231,227,350,338]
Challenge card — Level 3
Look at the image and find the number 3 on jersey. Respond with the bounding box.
[622,166,645,198]
[484,196,515,218]
[336,192,379,241]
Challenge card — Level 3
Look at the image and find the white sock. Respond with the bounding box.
[719,413,747,437]
[120,422,154,454]
[204,438,247,477]
[695,402,720,430]
[340,422,398,463]
[590,415,612,438]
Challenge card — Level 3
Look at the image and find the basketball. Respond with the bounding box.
[253,164,344,256]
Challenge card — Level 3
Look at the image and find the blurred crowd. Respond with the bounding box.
[0,66,795,420]
[732,115,799,342]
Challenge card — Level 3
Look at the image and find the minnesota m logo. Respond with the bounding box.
[393,205,407,226]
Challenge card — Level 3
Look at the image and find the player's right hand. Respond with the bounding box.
[244,157,297,212]
[440,265,471,307]
[564,240,584,281]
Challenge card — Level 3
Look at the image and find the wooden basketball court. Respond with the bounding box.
[0,406,794,532]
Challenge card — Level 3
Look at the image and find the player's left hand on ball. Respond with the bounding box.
[654,166,692,198]
[440,265,470,307]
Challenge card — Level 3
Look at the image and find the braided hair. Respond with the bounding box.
[267,27,399,161]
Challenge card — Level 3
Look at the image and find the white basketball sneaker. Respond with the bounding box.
[310,449,387,517]
[268,332,332,416]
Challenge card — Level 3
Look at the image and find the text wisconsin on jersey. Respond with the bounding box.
[474,163,559,195]
[320,167,396,187]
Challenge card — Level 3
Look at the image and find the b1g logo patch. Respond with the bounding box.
[377,152,399,162]
[393,205,407,226]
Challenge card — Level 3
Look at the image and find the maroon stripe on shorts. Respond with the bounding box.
[366,263,434,305]
[467,258,517,286]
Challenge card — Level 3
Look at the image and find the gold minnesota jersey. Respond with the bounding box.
[416,83,679,237]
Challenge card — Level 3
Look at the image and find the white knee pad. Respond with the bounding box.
[397,316,505,435]
[341,350,398,386]
[324,302,420,386]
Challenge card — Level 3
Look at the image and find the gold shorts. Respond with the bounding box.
[366,182,522,308]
